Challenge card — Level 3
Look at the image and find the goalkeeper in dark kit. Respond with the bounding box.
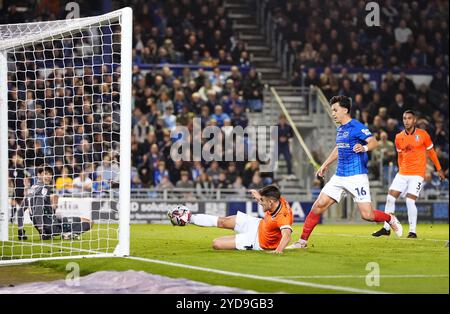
[16,166,93,240]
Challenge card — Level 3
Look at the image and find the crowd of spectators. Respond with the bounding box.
[300,65,449,188]
[263,0,449,190]
[266,0,448,80]
[4,0,270,202]
[3,0,449,200]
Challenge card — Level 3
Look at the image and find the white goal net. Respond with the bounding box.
[0,8,132,264]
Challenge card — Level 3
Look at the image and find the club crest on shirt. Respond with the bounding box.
[42,188,48,196]
[415,135,420,142]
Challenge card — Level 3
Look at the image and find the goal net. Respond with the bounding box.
[0,8,132,264]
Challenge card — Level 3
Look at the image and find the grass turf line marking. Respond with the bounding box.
[125,256,391,294]
[314,232,448,242]
[273,274,449,279]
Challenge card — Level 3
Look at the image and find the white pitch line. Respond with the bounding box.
[273,274,449,279]
[314,232,448,242]
[125,256,391,294]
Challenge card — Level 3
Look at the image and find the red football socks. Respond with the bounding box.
[301,211,321,241]
[373,210,391,222]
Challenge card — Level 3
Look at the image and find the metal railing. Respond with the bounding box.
[257,0,292,81]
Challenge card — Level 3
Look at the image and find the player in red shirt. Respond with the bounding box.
[372,110,445,238]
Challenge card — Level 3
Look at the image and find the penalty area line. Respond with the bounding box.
[125,256,391,294]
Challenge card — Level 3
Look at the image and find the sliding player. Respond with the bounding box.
[287,96,403,249]
[17,166,93,240]
[169,185,293,254]
[372,110,445,238]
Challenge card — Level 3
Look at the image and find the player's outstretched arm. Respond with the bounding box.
[269,229,292,254]
[316,146,338,178]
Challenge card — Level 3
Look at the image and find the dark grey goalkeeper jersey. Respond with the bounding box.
[20,181,56,233]
[19,180,92,238]
[24,181,54,218]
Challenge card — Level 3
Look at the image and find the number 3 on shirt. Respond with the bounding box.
[355,187,367,196]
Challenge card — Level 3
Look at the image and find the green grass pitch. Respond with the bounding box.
[1,223,448,294]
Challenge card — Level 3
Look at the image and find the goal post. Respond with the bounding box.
[0,51,8,243]
[0,7,132,263]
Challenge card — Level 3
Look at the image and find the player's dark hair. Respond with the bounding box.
[259,185,281,200]
[330,95,352,114]
[37,166,54,176]
[403,110,416,116]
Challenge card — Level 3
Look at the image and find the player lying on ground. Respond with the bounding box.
[168,185,293,254]
[287,95,403,249]
[372,110,445,239]
[16,166,93,240]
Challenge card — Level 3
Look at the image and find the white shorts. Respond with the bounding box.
[322,174,372,203]
[389,174,424,198]
[234,211,262,251]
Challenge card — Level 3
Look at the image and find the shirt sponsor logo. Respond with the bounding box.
[361,129,371,136]
[337,143,351,148]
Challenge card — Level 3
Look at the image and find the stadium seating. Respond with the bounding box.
[3,0,448,196]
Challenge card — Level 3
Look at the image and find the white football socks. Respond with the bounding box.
[406,198,417,234]
[384,194,397,231]
[190,214,218,227]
